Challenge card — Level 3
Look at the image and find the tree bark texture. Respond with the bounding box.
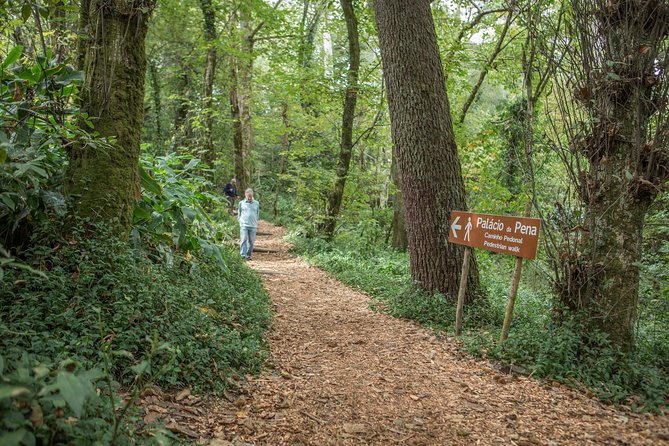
[557,0,669,346]
[390,154,408,251]
[67,0,154,235]
[374,0,480,301]
[320,0,360,239]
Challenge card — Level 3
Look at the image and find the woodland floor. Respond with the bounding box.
[146,221,669,445]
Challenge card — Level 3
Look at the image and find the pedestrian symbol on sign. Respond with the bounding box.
[465,217,472,242]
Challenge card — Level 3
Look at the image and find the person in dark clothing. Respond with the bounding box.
[224,178,238,215]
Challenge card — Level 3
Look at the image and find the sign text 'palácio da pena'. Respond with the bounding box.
[448,211,541,259]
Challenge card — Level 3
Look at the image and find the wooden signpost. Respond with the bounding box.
[449,209,541,340]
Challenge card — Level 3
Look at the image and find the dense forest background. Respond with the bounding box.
[1,0,668,443]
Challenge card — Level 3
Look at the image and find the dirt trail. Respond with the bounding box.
[201,221,669,445]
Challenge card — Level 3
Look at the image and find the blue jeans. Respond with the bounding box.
[240,226,257,258]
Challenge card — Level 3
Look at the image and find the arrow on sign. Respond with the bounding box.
[451,216,461,238]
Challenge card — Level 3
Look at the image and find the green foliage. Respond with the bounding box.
[134,151,234,267]
[0,44,93,249]
[1,219,271,394]
[464,316,669,411]
[0,350,175,445]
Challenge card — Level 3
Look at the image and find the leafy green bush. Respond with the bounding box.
[134,152,235,268]
[1,220,271,393]
[0,45,101,251]
[0,351,173,446]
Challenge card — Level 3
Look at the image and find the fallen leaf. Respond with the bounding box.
[343,423,367,434]
[144,411,162,424]
[175,388,191,402]
[30,404,43,427]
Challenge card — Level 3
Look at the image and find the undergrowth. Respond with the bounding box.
[1,220,271,443]
[289,231,669,413]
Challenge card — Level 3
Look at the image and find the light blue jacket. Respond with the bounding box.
[238,199,259,228]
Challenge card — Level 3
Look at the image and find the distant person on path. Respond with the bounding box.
[238,188,259,260]
[224,178,238,215]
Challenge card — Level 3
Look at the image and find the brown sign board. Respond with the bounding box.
[448,211,541,260]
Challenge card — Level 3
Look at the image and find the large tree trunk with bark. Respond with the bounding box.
[373,0,480,300]
[555,0,669,347]
[67,0,154,236]
[390,155,408,251]
[320,0,360,239]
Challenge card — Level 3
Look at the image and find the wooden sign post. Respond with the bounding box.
[448,209,541,340]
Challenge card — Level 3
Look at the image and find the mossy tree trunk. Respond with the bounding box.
[556,0,669,347]
[373,0,480,301]
[67,0,154,236]
[320,0,360,239]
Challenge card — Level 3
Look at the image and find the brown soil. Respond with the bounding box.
[158,221,669,445]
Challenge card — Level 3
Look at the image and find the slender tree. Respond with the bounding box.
[320,0,360,238]
[67,0,155,236]
[373,0,480,300]
[199,0,219,167]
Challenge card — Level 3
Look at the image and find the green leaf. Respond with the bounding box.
[0,430,27,446]
[607,72,622,81]
[0,385,31,400]
[133,205,152,222]
[139,164,163,196]
[21,3,33,21]
[54,69,85,85]
[0,355,4,375]
[131,360,150,375]
[55,371,89,417]
[0,147,7,164]
[2,45,23,69]
[183,158,199,170]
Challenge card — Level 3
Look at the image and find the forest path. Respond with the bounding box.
[202,221,668,445]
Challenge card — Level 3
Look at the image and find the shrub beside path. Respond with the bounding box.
[195,221,668,445]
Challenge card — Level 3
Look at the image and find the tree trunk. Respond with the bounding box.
[173,64,193,150]
[320,0,360,239]
[373,0,480,301]
[67,0,154,236]
[390,154,408,251]
[230,59,246,192]
[273,102,290,218]
[555,0,669,347]
[239,22,254,191]
[200,0,217,167]
[459,4,514,124]
[229,7,253,194]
